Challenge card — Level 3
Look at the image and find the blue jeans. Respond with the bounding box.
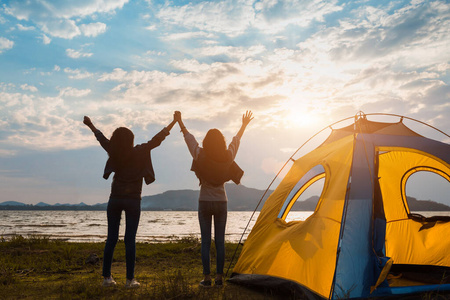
[198,201,227,275]
[102,198,141,280]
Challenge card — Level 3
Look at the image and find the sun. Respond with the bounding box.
[282,99,320,128]
[286,110,319,128]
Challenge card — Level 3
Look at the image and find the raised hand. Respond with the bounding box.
[242,110,253,127]
[174,111,182,122]
[83,116,92,126]
[83,116,97,132]
[236,110,253,138]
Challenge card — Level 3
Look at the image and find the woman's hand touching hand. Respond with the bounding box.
[174,111,182,123]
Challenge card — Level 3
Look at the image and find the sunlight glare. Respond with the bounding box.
[286,110,319,128]
[282,98,320,128]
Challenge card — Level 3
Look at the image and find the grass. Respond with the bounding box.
[0,235,287,299]
[1,235,449,300]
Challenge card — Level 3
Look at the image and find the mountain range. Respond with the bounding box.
[1,184,449,211]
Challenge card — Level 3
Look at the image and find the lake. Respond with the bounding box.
[1,211,448,243]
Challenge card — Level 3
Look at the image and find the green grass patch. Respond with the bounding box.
[0,235,284,299]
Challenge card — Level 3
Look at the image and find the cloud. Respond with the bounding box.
[156,0,254,37]
[5,0,128,39]
[66,48,93,59]
[98,68,177,86]
[197,45,266,60]
[94,38,446,134]
[0,149,17,157]
[0,82,16,91]
[41,19,81,39]
[0,89,97,151]
[0,37,14,53]
[299,1,450,69]
[2,0,449,155]
[5,0,129,20]
[80,22,107,37]
[42,34,51,44]
[165,31,216,41]
[131,50,168,65]
[264,1,450,122]
[156,2,448,134]
[170,59,211,72]
[58,87,91,97]
[156,0,342,37]
[20,84,38,92]
[64,67,93,79]
[145,24,157,31]
[253,0,343,33]
[145,50,166,56]
[17,24,35,31]
[95,57,291,132]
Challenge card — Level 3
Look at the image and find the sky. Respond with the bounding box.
[0,0,449,206]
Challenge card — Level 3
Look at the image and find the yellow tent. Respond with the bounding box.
[230,113,450,299]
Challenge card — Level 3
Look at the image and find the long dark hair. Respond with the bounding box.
[109,127,134,169]
[202,129,230,162]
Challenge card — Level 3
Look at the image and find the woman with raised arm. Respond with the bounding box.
[83,114,177,288]
[175,110,253,287]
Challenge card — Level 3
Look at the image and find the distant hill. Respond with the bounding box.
[141,189,199,211]
[291,196,320,211]
[141,184,272,211]
[407,197,450,211]
[0,201,26,206]
[289,196,450,212]
[0,187,449,212]
[0,201,107,211]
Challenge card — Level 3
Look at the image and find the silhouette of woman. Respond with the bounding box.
[83,114,177,288]
[175,110,253,287]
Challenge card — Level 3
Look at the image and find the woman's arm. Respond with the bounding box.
[174,111,189,135]
[83,116,110,152]
[174,111,200,159]
[236,110,253,139]
[165,112,177,132]
[83,116,98,132]
[146,113,177,150]
[228,111,253,160]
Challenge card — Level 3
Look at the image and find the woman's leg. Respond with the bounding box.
[124,199,141,280]
[198,201,212,276]
[213,202,227,276]
[102,198,122,278]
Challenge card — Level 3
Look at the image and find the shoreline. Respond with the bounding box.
[0,233,210,244]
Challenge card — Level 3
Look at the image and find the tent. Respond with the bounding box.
[229,113,450,299]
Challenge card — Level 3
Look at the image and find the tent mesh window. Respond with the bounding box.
[278,164,326,222]
[402,167,450,212]
[404,169,450,219]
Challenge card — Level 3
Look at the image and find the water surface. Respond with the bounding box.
[1,210,447,243]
